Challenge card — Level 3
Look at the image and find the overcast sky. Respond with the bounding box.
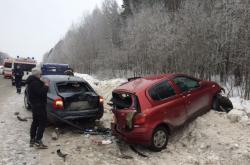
[0,0,122,62]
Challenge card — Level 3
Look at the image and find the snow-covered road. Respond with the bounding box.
[0,76,39,165]
[1,74,250,165]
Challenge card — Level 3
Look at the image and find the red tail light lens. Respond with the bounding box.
[133,113,146,125]
[53,98,64,110]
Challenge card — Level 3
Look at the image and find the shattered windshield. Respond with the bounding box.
[57,82,90,93]
[111,92,134,109]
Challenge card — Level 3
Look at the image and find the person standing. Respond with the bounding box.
[26,68,49,149]
[13,65,24,94]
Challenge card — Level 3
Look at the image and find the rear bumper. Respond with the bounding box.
[52,108,104,120]
[111,123,152,146]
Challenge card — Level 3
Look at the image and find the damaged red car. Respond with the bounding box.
[111,74,224,151]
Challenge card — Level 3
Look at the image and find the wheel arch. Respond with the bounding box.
[153,122,172,135]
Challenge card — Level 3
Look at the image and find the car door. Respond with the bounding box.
[172,76,210,117]
[147,80,187,127]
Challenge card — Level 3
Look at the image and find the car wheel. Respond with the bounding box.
[150,126,169,152]
[24,94,31,110]
[213,94,233,113]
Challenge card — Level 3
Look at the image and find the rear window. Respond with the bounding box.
[149,80,176,101]
[112,92,137,109]
[42,66,69,75]
[57,82,90,93]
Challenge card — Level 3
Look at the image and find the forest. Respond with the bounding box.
[0,51,9,64]
[43,0,250,99]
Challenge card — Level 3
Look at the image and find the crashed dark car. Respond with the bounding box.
[24,75,104,123]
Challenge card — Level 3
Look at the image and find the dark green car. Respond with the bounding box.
[24,75,104,123]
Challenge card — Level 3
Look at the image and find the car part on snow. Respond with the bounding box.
[213,94,233,113]
[101,139,112,145]
[91,139,112,145]
[14,112,20,116]
[129,145,148,157]
[57,149,67,162]
[17,115,28,122]
[50,112,111,135]
[118,154,133,159]
[51,128,60,140]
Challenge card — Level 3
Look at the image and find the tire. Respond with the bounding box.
[150,126,169,152]
[24,94,31,110]
[212,94,233,113]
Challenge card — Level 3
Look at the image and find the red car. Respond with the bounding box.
[111,74,223,151]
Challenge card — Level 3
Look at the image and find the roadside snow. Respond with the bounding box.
[0,92,39,165]
[1,74,250,165]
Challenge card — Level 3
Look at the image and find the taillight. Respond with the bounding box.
[133,113,146,125]
[99,96,104,104]
[53,98,64,110]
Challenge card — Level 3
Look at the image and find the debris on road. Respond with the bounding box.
[51,128,60,140]
[101,139,112,145]
[14,112,20,116]
[129,145,148,158]
[91,139,112,145]
[84,127,111,135]
[51,132,59,140]
[57,149,68,162]
[17,115,28,122]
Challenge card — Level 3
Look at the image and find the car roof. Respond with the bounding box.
[42,75,85,83]
[42,63,69,67]
[114,73,190,94]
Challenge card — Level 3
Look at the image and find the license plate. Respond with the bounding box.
[69,101,92,110]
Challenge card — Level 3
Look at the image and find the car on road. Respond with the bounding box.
[111,74,225,151]
[41,63,72,75]
[24,75,104,123]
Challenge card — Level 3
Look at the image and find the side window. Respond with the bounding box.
[173,77,199,92]
[149,81,176,101]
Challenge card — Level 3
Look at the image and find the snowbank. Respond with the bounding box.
[74,73,127,106]
[2,74,250,165]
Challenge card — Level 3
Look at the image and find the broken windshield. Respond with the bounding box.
[111,92,137,110]
[57,82,90,93]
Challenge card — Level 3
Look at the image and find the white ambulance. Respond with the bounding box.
[10,57,37,85]
[3,58,13,78]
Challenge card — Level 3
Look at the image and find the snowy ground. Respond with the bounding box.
[0,74,250,165]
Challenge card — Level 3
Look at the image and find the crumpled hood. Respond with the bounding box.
[26,75,39,85]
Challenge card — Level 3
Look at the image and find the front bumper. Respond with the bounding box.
[111,122,152,146]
